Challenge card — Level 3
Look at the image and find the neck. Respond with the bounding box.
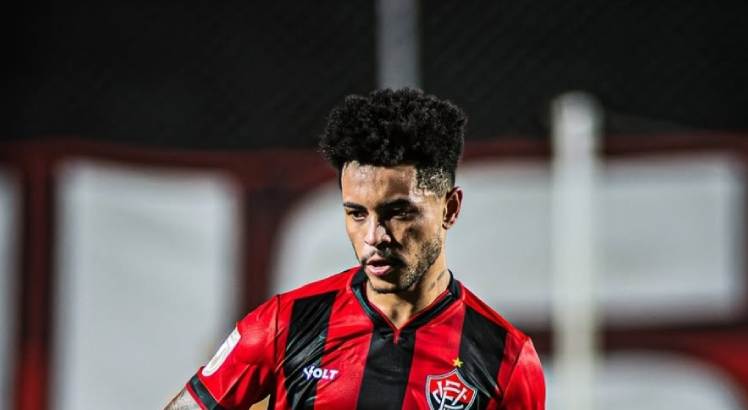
[365,261,451,329]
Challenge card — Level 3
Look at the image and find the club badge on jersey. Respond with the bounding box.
[426,369,478,410]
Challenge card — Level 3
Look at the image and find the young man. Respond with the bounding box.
[165,89,545,409]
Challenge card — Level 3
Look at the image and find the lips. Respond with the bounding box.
[365,263,393,277]
[364,257,398,277]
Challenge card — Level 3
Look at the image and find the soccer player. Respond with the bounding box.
[165,88,545,409]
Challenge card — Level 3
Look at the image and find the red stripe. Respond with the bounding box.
[497,333,527,396]
[403,302,466,409]
[14,150,55,410]
[269,292,293,409]
[312,289,374,409]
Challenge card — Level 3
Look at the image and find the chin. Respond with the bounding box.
[368,285,399,295]
[366,270,421,295]
[366,274,399,294]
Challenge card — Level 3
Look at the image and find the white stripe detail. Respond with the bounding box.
[203,327,241,377]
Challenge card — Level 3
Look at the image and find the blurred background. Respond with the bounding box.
[2,1,748,409]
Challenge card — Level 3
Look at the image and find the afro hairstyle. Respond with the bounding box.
[319,88,467,195]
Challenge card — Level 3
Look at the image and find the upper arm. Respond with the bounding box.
[164,388,201,410]
[181,296,280,409]
[500,338,546,409]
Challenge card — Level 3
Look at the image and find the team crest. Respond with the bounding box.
[426,369,477,410]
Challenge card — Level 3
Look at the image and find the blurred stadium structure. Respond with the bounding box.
[3,1,748,409]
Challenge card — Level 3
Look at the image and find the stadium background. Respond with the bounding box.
[2,1,748,409]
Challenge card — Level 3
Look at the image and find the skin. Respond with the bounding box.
[341,161,462,328]
[164,162,462,409]
[164,388,198,409]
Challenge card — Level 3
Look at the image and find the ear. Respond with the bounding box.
[442,186,463,230]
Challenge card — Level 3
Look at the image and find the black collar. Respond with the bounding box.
[351,267,461,336]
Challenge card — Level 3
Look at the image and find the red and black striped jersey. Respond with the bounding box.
[185,267,545,409]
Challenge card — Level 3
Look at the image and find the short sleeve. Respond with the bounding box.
[499,338,546,409]
[186,296,279,409]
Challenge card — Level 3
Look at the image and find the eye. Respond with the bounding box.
[391,208,415,220]
[346,210,366,221]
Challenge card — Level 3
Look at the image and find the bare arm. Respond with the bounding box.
[164,388,201,410]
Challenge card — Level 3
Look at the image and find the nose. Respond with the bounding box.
[364,219,391,247]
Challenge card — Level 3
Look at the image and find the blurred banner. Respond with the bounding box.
[273,155,745,329]
[544,351,743,409]
[2,136,748,409]
[51,160,241,409]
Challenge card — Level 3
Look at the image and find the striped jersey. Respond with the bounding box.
[185,267,545,409]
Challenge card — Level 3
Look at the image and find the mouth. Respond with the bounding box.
[364,257,400,277]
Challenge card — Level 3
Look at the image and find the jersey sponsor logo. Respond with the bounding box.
[426,369,477,410]
[202,326,241,377]
[302,364,339,381]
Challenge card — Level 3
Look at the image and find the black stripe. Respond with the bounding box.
[458,306,508,410]
[351,269,389,332]
[355,323,414,410]
[351,270,413,410]
[189,374,226,410]
[351,268,462,409]
[283,291,337,409]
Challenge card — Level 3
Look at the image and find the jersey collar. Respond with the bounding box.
[350,267,462,336]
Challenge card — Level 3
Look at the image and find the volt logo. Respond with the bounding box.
[302,364,339,381]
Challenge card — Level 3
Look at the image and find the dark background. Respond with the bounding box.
[3,1,748,149]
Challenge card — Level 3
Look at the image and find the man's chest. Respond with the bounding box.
[274,308,500,410]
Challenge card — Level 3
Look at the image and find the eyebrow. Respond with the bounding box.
[378,198,416,210]
[342,202,366,210]
[342,198,417,211]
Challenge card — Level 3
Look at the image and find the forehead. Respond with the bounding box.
[340,162,424,204]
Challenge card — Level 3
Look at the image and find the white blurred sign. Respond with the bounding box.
[52,160,241,410]
[544,350,744,410]
[272,155,745,329]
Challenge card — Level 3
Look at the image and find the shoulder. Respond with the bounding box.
[239,266,359,327]
[459,283,544,401]
[232,266,360,359]
[277,266,359,302]
[459,283,531,350]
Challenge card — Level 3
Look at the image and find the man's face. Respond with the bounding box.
[340,162,450,294]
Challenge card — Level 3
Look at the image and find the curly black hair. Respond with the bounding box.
[319,88,467,195]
